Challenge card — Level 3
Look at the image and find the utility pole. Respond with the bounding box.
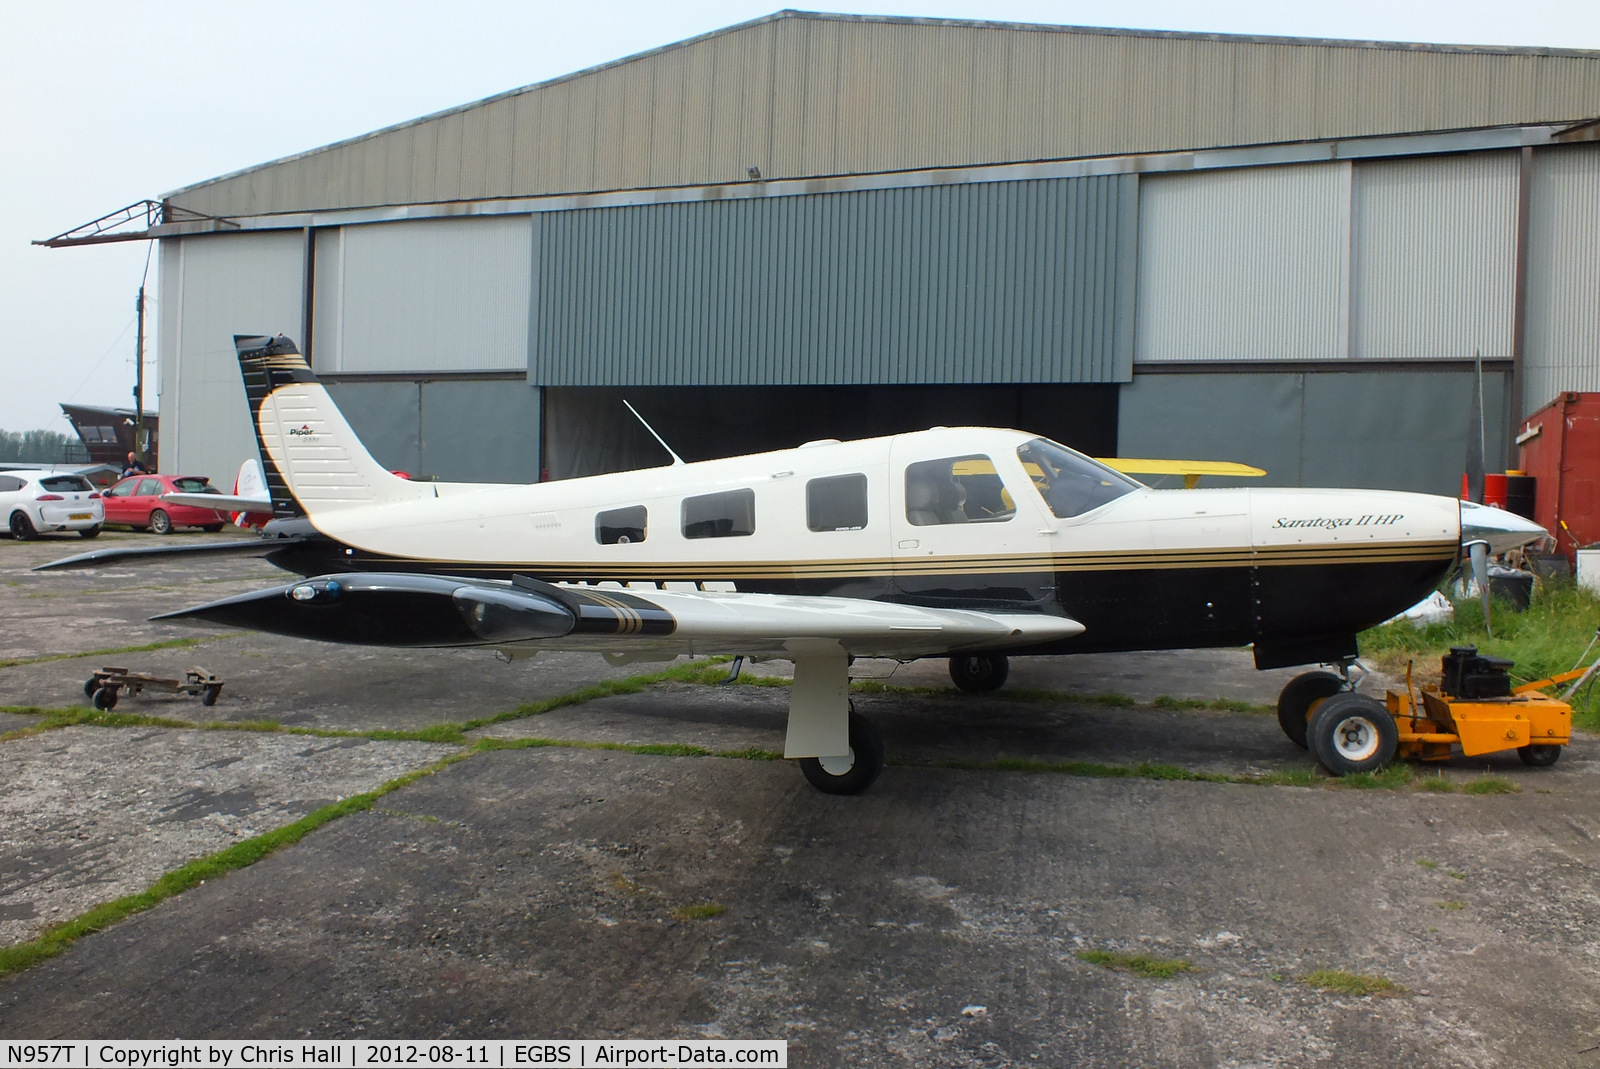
[133,286,146,465]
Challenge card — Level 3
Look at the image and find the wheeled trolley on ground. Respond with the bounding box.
[1277,646,1574,775]
[84,666,225,710]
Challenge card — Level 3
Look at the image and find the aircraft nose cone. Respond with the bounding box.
[1460,500,1547,555]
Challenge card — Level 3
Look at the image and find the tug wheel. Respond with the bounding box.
[201,685,223,707]
[92,687,119,711]
[949,654,1009,692]
[1309,692,1397,775]
[1276,671,1346,749]
[798,711,884,795]
[1517,744,1562,767]
[84,676,103,699]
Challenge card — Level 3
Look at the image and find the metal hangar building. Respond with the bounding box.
[143,11,1600,492]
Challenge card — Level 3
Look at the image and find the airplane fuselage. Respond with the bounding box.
[259,427,1458,668]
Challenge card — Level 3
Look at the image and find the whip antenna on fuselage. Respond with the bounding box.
[623,399,686,466]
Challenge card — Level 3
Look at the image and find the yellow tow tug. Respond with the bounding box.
[1279,646,1578,775]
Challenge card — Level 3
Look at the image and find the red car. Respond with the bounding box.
[102,474,229,534]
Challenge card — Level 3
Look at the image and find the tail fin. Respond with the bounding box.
[235,334,428,520]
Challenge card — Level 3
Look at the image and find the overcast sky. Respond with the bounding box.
[3,0,1598,436]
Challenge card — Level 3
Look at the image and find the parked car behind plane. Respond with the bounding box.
[102,474,228,534]
[0,470,104,539]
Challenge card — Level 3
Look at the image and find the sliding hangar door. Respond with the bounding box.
[158,142,1600,494]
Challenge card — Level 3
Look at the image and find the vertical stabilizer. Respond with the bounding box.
[234,334,426,519]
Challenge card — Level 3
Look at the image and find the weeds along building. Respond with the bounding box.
[136,11,1600,490]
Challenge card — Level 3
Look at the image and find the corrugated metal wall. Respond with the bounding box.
[1351,152,1517,360]
[532,174,1137,385]
[310,217,534,373]
[1525,144,1600,413]
[165,12,1600,219]
[1135,163,1347,362]
[157,232,305,486]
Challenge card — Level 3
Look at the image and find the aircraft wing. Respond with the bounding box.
[152,572,1084,660]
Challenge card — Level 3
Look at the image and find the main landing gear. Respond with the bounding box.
[950,653,1009,692]
[798,708,884,795]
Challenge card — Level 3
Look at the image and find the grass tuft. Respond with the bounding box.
[1462,776,1518,795]
[1077,950,1195,980]
[1300,969,1406,997]
[1417,859,1439,869]
[1437,900,1466,911]
[0,635,246,670]
[672,902,726,921]
[1415,774,1456,793]
[1330,765,1413,791]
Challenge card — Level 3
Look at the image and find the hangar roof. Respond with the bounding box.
[166,9,1600,219]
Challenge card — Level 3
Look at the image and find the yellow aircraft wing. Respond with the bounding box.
[1097,458,1267,489]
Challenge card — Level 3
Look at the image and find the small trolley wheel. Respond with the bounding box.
[201,685,223,707]
[1276,670,1346,750]
[1517,744,1562,767]
[1308,692,1397,776]
[798,711,885,795]
[949,654,1009,692]
[92,686,119,711]
[149,509,173,535]
[84,675,103,699]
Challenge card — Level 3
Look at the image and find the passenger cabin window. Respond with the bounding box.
[1017,438,1141,519]
[683,489,755,539]
[905,456,1016,525]
[807,474,868,532]
[596,505,647,545]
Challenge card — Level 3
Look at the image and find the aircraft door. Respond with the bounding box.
[887,441,1052,608]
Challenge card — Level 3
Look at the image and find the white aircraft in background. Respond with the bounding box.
[43,335,1545,793]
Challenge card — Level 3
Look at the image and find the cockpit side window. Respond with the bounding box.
[596,505,647,544]
[1017,438,1141,519]
[904,455,1016,526]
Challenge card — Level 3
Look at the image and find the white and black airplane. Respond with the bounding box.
[43,334,1546,792]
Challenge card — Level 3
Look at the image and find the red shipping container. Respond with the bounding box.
[1517,392,1600,561]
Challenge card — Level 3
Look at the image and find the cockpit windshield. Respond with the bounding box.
[1017,438,1142,519]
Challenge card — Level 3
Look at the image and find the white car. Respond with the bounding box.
[0,469,104,539]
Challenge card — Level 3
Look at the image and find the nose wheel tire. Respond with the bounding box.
[149,509,173,535]
[949,654,1009,692]
[1276,671,1346,749]
[1308,692,1397,775]
[798,711,884,795]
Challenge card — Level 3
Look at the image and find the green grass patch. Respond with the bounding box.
[672,902,726,921]
[1077,950,1195,980]
[1462,776,1518,795]
[1151,695,1273,714]
[1329,765,1414,790]
[0,751,471,979]
[1447,870,1466,880]
[1360,581,1600,734]
[0,634,246,670]
[472,735,781,761]
[1437,900,1466,911]
[1415,774,1456,793]
[1300,969,1406,997]
[457,658,735,731]
[1417,859,1439,869]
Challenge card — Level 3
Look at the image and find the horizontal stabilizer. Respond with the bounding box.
[34,537,308,572]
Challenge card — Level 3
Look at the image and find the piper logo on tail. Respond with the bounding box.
[288,425,316,437]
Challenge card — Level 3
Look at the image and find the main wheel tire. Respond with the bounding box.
[1276,671,1346,749]
[1518,744,1562,767]
[149,509,173,535]
[1308,692,1397,775]
[79,525,102,539]
[950,654,1009,692]
[202,523,225,533]
[92,686,119,711]
[798,711,885,795]
[9,511,37,540]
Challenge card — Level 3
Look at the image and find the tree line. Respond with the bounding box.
[0,429,89,464]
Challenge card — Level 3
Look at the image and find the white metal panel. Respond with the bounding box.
[1135,163,1345,362]
[310,228,343,371]
[1525,144,1600,414]
[330,217,534,373]
[1352,152,1517,360]
[163,232,305,485]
